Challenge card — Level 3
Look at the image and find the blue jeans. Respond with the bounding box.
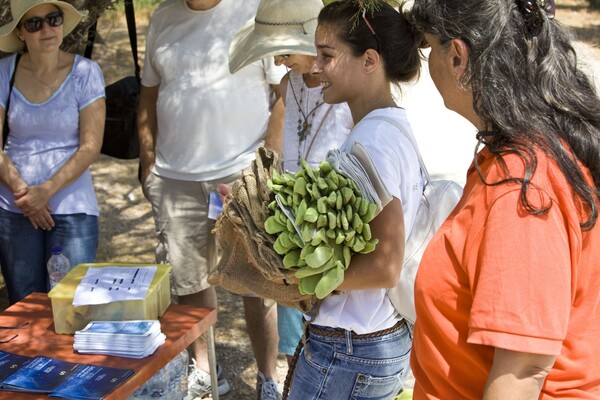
[288,320,412,400]
[0,208,98,304]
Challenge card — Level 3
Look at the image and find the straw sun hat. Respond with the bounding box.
[229,0,324,74]
[0,0,88,53]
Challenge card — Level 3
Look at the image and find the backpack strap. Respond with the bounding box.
[3,53,21,150]
[362,115,431,184]
[84,0,139,80]
[123,0,141,81]
[349,141,393,210]
[83,21,96,60]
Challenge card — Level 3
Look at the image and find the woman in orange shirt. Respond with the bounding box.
[409,0,600,398]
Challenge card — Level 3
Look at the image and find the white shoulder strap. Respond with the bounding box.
[362,115,431,183]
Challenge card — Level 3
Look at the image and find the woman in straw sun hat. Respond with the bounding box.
[0,0,88,53]
[228,0,353,374]
[0,0,105,304]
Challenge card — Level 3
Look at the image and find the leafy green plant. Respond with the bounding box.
[110,0,162,11]
[133,0,163,9]
[265,159,379,299]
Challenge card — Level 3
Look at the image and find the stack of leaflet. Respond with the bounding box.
[326,143,394,213]
[74,320,166,359]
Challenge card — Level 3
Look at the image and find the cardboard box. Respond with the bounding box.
[48,263,171,334]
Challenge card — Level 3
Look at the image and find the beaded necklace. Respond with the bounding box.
[299,104,333,165]
[288,77,326,165]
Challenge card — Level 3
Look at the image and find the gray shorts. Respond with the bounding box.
[144,172,240,296]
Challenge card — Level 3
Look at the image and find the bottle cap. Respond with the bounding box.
[51,245,63,255]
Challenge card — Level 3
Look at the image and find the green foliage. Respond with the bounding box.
[133,0,163,10]
[589,0,600,9]
[267,159,379,299]
[111,0,162,10]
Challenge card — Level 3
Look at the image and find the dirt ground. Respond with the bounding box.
[1,1,599,399]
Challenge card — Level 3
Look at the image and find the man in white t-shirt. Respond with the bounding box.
[138,0,285,398]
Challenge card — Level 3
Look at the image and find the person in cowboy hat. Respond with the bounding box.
[228,0,353,371]
[0,0,105,304]
[137,0,286,398]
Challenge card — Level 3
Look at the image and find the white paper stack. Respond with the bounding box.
[74,320,166,359]
[326,142,394,214]
[326,147,381,206]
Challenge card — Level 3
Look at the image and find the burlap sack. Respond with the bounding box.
[208,217,317,312]
[227,176,285,281]
[208,147,318,312]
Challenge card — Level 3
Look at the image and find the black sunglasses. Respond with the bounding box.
[21,11,64,33]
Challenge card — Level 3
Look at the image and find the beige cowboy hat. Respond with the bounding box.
[228,0,323,74]
[0,0,88,53]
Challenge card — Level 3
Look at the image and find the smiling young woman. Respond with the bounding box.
[281,1,425,399]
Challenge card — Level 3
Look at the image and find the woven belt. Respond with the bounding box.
[307,320,404,339]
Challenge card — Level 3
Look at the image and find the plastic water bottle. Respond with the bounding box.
[166,355,178,400]
[146,366,169,398]
[47,245,71,289]
[128,350,190,400]
[176,350,189,400]
[128,385,149,400]
[179,349,189,397]
[166,350,188,400]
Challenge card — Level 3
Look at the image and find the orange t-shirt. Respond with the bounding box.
[411,147,600,399]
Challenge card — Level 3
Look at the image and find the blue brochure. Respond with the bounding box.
[0,352,134,399]
[208,191,223,220]
[1,356,80,393]
[0,351,32,383]
[50,364,134,399]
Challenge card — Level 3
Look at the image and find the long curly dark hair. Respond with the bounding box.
[411,0,600,229]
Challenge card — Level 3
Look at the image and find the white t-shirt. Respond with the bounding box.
[311,107,423,334]
[0,54,104,216]
[142,0,286,181]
